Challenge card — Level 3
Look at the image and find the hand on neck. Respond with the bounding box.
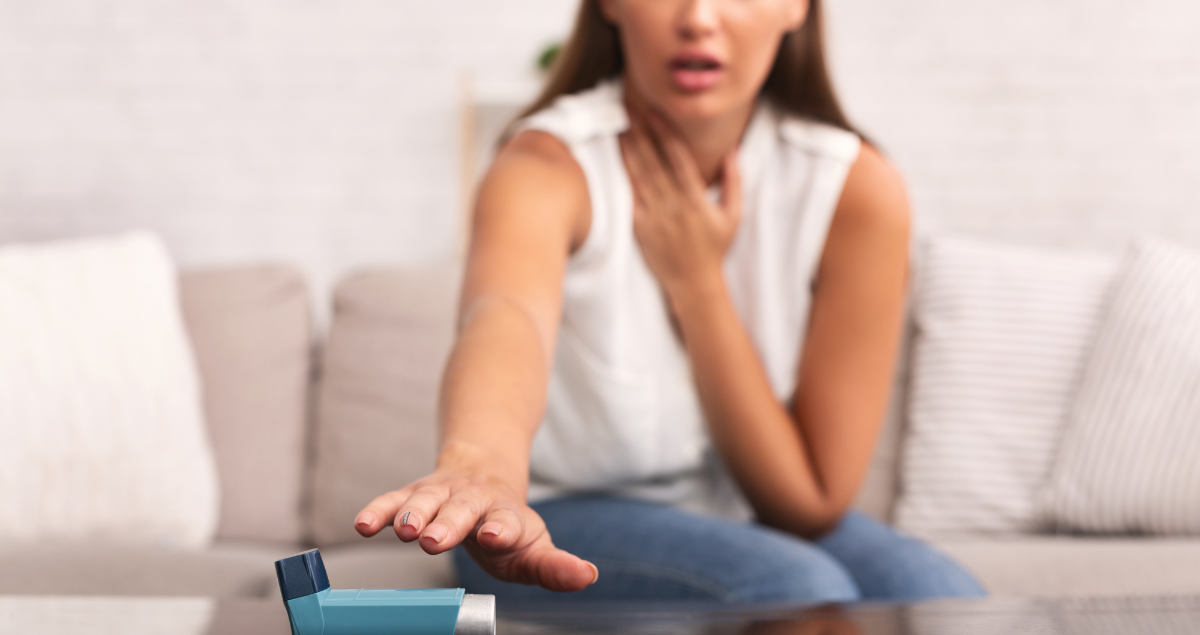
[620,76,756,188]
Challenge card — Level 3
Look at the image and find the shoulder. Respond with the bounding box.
[834,142,911,237]
[494,127,581,174]
[483,77,621,203]
[515,78,628,145]
[775,112,862,164]
[479,78,626,249]
[813,142,911,282]
[475,128,591,251]
[765,107,910,235]
[773,109,910,240]
[487,128,587,201]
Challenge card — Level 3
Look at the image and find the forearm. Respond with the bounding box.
[436,298,550,494]
[669,278,839,537]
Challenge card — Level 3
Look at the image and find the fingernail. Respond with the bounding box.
[422,524,448,545]
[400,511,413,529]
[587,563,600,584]
[479,522,503,538]
[356,513,374,528]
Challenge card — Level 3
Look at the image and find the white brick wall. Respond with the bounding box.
[0,1,575,312]
[827,0,1200,249]
[2,1,1198,315]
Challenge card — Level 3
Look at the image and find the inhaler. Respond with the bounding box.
[275,548,495,635]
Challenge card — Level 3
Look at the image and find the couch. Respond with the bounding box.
[5,260,1199,600]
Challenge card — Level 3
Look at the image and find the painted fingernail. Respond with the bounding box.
[400,511,412,529]
[422,524,448,545]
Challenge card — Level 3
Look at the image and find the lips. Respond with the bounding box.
[668,51,724,92]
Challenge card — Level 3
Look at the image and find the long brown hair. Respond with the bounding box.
[509,0,869,143]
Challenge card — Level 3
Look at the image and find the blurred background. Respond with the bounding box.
[3,0,1198,317]
[4,0,1200,612]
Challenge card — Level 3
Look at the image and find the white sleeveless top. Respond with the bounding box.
[515,78,861,520]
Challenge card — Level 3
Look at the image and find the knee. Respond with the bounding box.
[842,537,987,600]
[818,511,986,601]
[871,542,987,600]
[724,540,861,605]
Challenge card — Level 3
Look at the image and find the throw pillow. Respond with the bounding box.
[309,265,461,545]
[1039,237,1200,535]
[0,232,219,547]
[896,235,1117,536]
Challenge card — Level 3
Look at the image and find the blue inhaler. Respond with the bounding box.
[275,548,495,635]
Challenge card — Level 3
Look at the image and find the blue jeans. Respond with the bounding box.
[452,495,986,604]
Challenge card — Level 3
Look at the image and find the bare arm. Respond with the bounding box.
[670,145,911,538]
[436,130,591,492]
[354,129,599,591]
[618,109,910,539]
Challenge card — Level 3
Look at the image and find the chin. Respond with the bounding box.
[629,72,750,124]
[657,89,745,124]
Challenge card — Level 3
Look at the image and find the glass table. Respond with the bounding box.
[2,594,1199,634]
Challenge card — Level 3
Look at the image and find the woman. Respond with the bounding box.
[355,0,986,603]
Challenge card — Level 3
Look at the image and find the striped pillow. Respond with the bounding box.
[1039,238,1200,535]
[896,235,1117,536]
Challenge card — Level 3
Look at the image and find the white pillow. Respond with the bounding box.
[1039,237,1200,535]
[0,232,219,548]
[896,235,1116,536]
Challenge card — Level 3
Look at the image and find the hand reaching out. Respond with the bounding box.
[354,467,599,592]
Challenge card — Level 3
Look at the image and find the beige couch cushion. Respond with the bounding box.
[0,543,282,597]
[180,265,312,544]
[937,538,1200,597]
[0,541,454,599]
[309,265,462,545]
[320,541,456,589]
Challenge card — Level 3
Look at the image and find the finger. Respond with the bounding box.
[645,111,705,195]
[474,505,525,551]
[392,484,451,542]
[528,545,600,592]
[418,492,491,555]
[721,149,743,224]
[355,488,412,537]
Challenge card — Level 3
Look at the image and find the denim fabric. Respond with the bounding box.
[452,495,986,603]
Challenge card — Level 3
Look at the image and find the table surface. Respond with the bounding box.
[3,594,1199,634]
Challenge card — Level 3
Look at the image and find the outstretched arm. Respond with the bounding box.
[354,129,600,590]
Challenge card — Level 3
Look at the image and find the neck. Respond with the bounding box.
[622,78,756,187]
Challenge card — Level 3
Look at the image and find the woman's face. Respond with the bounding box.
[599,0,807,123]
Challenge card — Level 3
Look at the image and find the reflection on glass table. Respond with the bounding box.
[2,594,1200,634]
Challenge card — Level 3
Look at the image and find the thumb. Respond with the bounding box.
[720,149,742,225]
[528,545,600,592]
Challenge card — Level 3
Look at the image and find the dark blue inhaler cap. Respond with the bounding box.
[275,548,331,601]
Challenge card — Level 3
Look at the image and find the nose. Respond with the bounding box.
[676,0,719,40]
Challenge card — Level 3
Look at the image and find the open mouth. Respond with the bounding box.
[669,54,724,92]
[670,59,722,71]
